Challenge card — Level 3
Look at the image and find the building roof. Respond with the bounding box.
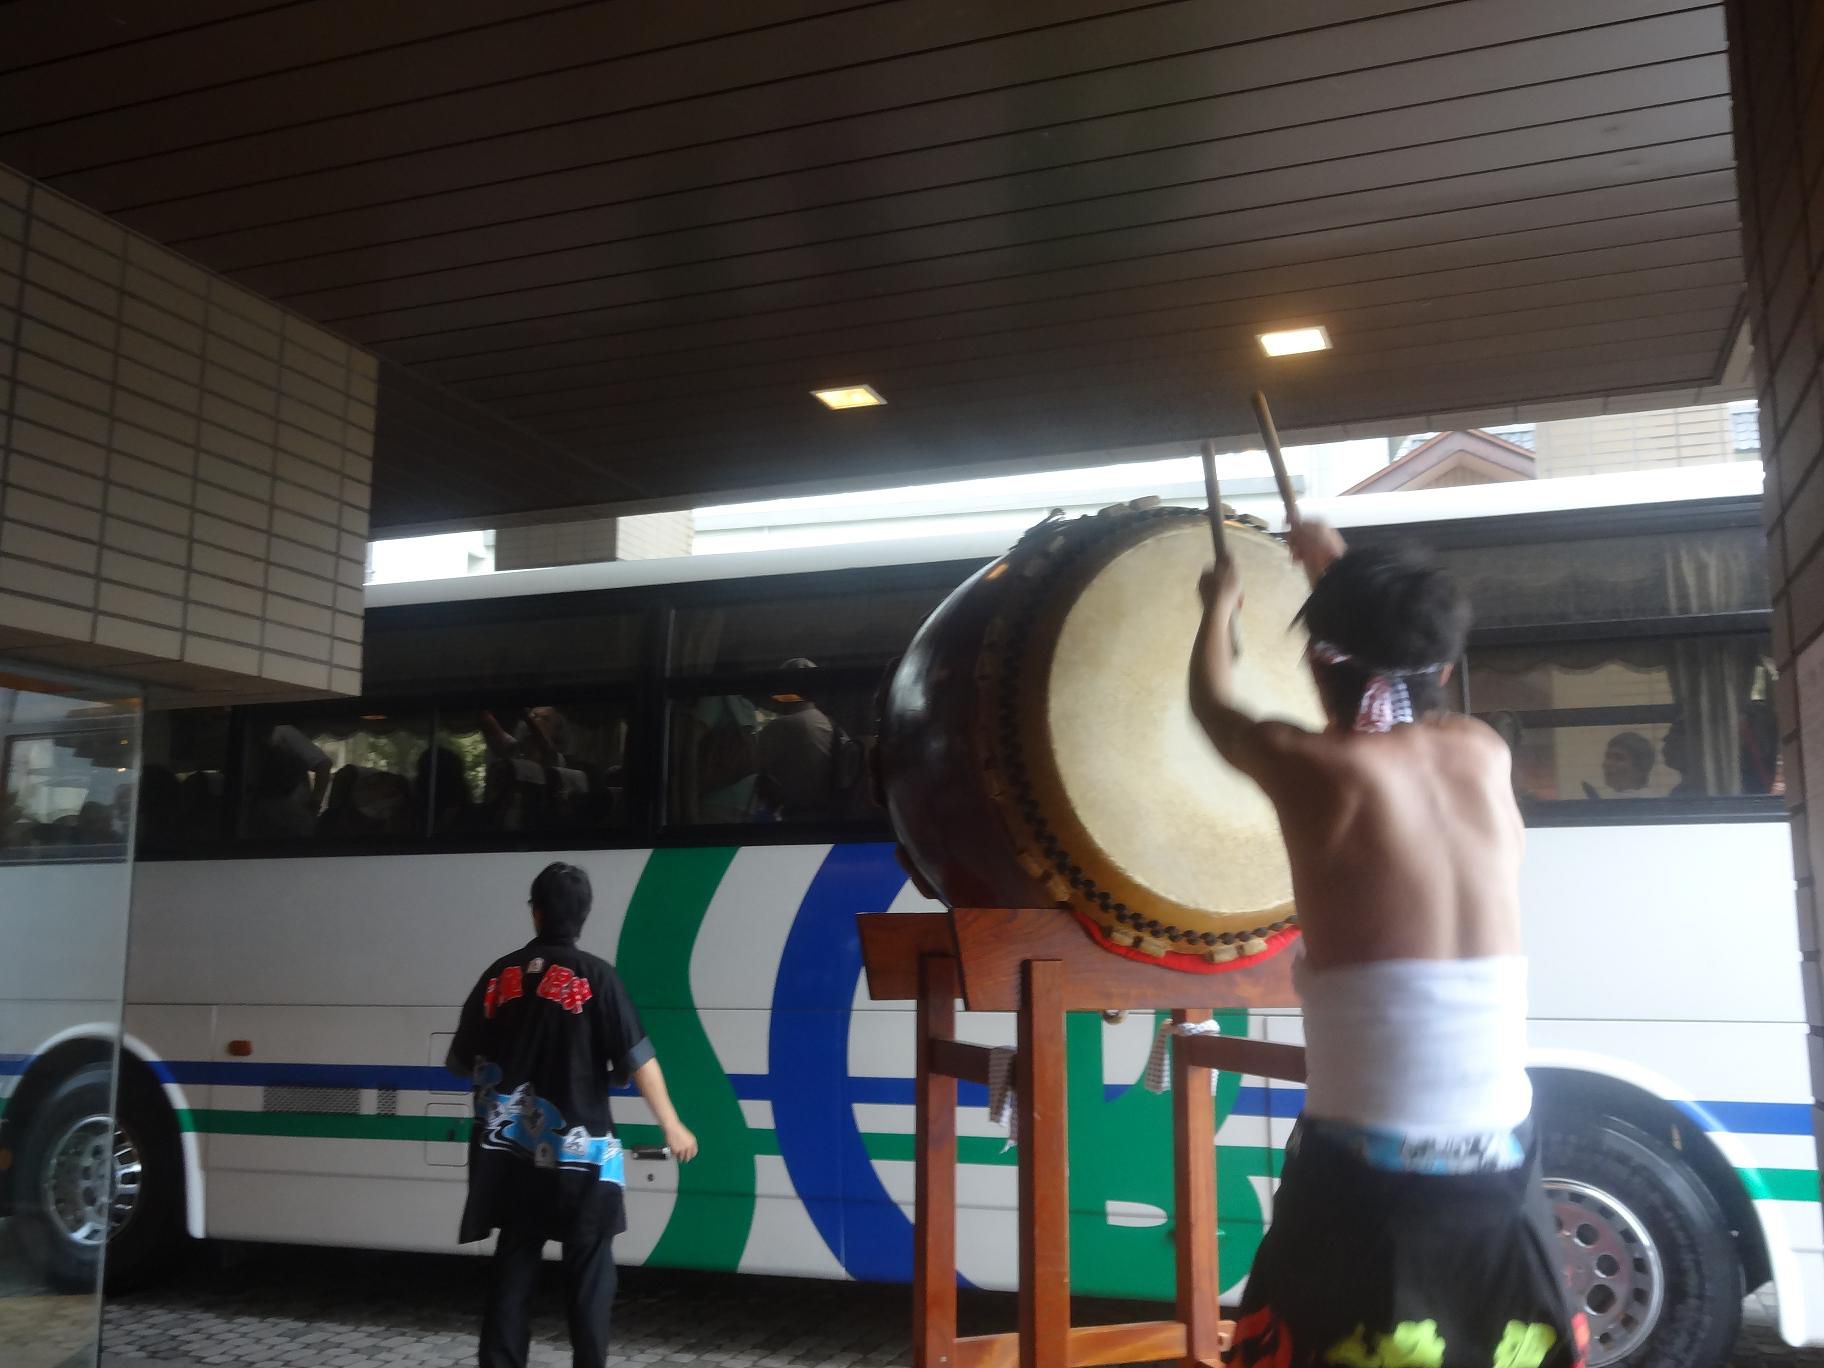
[1342,429,1538,495]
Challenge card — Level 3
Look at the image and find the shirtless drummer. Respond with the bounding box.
[1189,521,1585,1368]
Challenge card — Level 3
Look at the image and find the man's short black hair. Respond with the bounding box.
[1298,543,1471,722]
[531,862,592,941]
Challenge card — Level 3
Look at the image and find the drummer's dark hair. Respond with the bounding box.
[530,861,592,941]
[1297,543,1470,721]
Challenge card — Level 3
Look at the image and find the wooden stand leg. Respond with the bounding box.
[1171,1009,1223,1367]
[1017,959,1069,1368]
[914,955,959,1368]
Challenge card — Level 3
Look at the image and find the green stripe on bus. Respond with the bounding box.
[615,847,753,1272]
[1739,1167,1822,1202]
[166,1111,1824,1207]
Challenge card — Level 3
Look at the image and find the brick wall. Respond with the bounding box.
[1727,0,1824,1159]
[0,166,372,701]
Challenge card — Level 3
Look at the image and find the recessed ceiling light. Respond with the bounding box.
[812,384,886,410]
[1258,326,1331,357]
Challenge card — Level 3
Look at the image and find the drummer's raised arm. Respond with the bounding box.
[1190,560,1312,783]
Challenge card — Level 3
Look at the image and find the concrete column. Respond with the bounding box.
[1727,1,1824,1160]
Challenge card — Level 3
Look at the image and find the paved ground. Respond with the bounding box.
[0,1243,1804,1368]
[2,1234,1819,1366]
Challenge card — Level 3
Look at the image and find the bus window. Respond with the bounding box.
[669,678,875,826]
[3,726,136,853]
[670,585,948,675]
[239,711,432,841]
[1470,635,1779,805]
[435,701,631,836]
[1437,526,1768,629]
[139,707,230,852]
[364,610,644,691]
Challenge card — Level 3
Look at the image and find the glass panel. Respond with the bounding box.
[138,707,231,852]
[364,610,643,690]
[1434,527,1768,628]
[0,671,140,1368]
[435,700,632,836]
[239,712,433,841]
[670,584,949,675]
[1471,635,1780,804]
[670,681,875,825]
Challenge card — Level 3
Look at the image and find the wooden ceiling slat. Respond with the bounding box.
[523,303,1741,442]
[0,1,878,180]
[353,145,1738,357]
[0,1,586,152]
[238,65,1730,308]
[382,169,1740,372]
[281,99,1732,326]
[37,0,1235,209]
[208,43,1730,291]
[50,0,1676,219]
[540,348,1725,513]
[424,205,1743,386]
[485,272,1746,420]
[0,0,287,76]
[140,4,1725,257]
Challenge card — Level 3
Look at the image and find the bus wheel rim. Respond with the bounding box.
[40,1114,140,1249]
[1543,1176,1665,1365]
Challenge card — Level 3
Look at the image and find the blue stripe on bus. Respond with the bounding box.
[1676,1099,1814,1137]
[148,1061,468,1092]
[0,1055,28,1076]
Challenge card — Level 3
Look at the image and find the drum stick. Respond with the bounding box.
[1200,439,1242,657]
[1199,438,1228,561]
[1249,390,1301,530]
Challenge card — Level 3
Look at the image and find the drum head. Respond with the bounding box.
[990,510,1324,962]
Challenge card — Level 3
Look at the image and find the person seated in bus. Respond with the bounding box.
[448,862,697,1368]
[756,659,862,821]
[321,767,415,838]
[246,729,329,838]
[1581,730,1655,799]
[1190,523,1583,1368]
[178,768,224,843]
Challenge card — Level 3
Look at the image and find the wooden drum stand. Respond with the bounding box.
[858,909,1308,1368]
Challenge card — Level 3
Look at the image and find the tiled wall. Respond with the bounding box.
[0,166,372,700]
[1727,0,1824,1163]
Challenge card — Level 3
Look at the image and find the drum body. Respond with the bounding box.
[879,505,1324,969]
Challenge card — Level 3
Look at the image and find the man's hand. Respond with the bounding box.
[1286,519,1346,584]
[1199,556,1242,613]
[664,1121,699,1163]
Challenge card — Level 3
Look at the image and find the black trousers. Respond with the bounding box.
[480,1221,618,1368]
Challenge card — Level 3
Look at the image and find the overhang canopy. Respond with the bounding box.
[0,0,1745,532]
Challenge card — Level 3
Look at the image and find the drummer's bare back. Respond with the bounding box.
[1191,526,1523,972]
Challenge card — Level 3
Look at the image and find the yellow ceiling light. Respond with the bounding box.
[812,384,886,410]
[1258,326,1331,357]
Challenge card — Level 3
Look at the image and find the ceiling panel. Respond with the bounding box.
[0,0,1746,532]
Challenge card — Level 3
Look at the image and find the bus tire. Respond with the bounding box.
[1540,1115,1741,1368]
[15,1064,182,1292]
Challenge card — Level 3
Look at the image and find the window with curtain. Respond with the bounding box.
[1471,634,1780,806]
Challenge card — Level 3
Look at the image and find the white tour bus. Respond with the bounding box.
[0,468,1807,1368]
